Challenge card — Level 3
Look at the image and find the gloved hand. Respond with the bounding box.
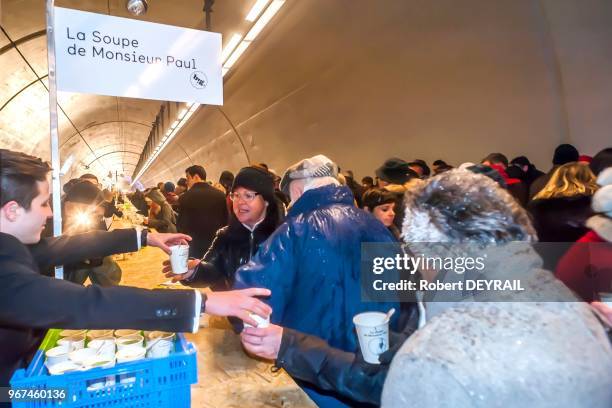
[353,330,409,369]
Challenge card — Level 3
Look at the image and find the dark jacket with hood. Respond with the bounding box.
[183,203,281,291]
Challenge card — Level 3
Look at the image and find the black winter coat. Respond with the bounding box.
[528,194,593,242]
[275,308,418,407]
[176,182,228,258]
[528,194,593,270]
[184,210,280,291]
[0,229,197,389]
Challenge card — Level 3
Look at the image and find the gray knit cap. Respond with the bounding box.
[280,154,338,195]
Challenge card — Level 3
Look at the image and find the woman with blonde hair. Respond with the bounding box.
[528,162,598,242]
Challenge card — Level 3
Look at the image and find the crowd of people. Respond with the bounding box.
[150,145,611,407]
[1,143,611,407]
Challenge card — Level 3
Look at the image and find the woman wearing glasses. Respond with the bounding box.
[163,165,283,290]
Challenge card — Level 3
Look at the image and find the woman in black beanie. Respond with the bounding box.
[163,165,282,290]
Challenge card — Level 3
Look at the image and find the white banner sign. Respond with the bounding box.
[53,7,223,105]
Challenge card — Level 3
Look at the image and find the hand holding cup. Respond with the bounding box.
[204,288,272,327]
[162,258,199,282]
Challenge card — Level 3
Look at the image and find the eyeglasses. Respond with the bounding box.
[229,191,260,202]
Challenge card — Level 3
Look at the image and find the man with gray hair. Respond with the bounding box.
[235,154,399,407]
[382,170,612,408]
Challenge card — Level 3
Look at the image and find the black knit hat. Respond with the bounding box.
[376,158,418,185]
[232,166,275,203]
[552,144,579,165]
[362,188,396,210]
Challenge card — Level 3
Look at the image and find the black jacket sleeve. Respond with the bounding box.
[27,229,139,272]
[182,231,227,288]
[0,259,196,332]
[275,328,388,406]
[103,201,123,218]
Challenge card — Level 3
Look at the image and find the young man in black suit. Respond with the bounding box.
[176,165,228,258]
[0,149,271,389]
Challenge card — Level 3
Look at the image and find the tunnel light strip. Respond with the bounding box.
[245,0,284,41]
[220,34,243,64]
[223,41,251,68]
[222,0,285,76]
[245,0,271,22]
[133,0,286,184]
[132,102,199,185]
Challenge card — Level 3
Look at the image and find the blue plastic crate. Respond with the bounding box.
[10,329,198,408]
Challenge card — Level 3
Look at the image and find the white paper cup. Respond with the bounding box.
[87,330,114,340]
[48,361,80,376]
[353,312,389,364]
[116,334,144,350]
[114,329,140,338]
[59,329,87,338]
[147,339,174,358]
[69,348,98,365]
[82,355,116,370]
[116,346,146,363]
[57,334,86,352]
[243,313,270,329]
[599,292,612,307]
[45,346,70,367]
[169,244,189,274]
[145,331,175,341]
[88,337,116,355]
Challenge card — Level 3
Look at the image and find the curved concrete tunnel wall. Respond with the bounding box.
[1,0,610,188]
[141,0,612,187]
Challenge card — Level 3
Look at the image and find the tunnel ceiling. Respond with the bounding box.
[0,0,255,183]
[2,0,612,188]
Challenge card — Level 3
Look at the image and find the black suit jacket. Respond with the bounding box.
[0,229,197,388]
[176,182,228,258]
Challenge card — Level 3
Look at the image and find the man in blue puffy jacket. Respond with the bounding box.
[235,154,399,407]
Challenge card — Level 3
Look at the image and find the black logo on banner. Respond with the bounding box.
[190,71,208,89]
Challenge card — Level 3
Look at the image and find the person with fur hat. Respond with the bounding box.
[235,154,399,407]
[375,158,419,230]
[381,169,612,408]
[556,167,612,308]
[144,189,177,233]
[163,166,282,291]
